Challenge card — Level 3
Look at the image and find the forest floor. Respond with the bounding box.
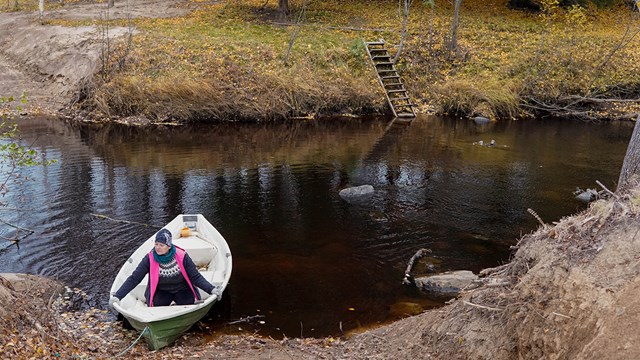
[1,0,639,122]
[3,178,640,359]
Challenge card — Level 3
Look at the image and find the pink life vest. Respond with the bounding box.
[148,246,199,307]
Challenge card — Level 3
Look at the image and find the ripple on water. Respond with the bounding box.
[0,115,632,338]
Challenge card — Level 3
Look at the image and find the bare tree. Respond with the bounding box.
[618,116,640,191]
[38,0,44,23]
[283,0,308,65]
[393,0,413,64]
[279,0,289,20]
[617,0,640,191]
[449,0,463,53]
[108,0,115,8]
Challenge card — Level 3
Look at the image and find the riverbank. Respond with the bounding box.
[2,177,640,358]
[1,0,640,123]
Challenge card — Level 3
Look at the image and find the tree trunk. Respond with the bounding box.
[617,116,640,191]
[283,0,307,65]
[278,0,289,20]
[38,0,44,22]
[393,0,412,64]
[108,0,114,8]
[449,0,463,53]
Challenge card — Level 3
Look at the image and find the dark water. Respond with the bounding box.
[0,115,632,338]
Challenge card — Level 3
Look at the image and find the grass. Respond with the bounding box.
[14,0,640,121]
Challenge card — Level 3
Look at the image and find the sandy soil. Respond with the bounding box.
[0,0,192,112]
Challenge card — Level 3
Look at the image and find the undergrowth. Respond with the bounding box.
[33,0,640,121]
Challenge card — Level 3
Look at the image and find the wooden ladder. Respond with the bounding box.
[365,41,416,120]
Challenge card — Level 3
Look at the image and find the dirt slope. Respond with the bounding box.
[0,0,190,112]
[339,178,640,360]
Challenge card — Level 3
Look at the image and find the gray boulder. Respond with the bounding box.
[575,188,599,203]
[473,116,491,125]
[414,270,478,297]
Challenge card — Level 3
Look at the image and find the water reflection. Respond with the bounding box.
[0,115,632,338]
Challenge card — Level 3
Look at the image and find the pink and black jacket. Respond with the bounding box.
[114,246,214,306]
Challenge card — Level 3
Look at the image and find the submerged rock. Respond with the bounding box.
[575,188,599,203]
[414,270,478,297]
[339,185,374,203]
[473,116,492,125]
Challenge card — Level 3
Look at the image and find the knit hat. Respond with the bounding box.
[155,228,173,247]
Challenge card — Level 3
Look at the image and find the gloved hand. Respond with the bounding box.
[109,295,120,309]
[211,286,222,298]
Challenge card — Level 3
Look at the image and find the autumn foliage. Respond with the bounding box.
[32,0,640,121]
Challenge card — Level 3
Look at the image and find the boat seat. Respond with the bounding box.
[173,234,217,267]
[126,277,149,305]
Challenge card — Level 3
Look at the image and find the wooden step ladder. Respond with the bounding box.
[365,41,416,120]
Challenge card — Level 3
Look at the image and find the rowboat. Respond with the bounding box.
[109,214,232,350]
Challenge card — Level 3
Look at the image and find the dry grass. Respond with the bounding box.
[435,78,520,119]
[62,0,640,121]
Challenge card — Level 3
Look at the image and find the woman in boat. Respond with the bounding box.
[109,228,220,307]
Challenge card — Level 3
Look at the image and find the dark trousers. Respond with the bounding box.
[152,288,195,306]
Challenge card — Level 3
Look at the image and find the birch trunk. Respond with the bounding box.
[617,116,640,191]
[38,0,44,22]
[393,0,412,65]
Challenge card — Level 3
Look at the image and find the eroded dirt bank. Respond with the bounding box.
[341,178,640,360]
[3,180,640,358]
[0,0,189,113]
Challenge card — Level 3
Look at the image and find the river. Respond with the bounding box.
[0,114,632,338]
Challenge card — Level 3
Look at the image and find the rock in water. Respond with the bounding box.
[339,185,374,203]
[473,116,491,125]
[414,270,478,297]
[575,188,598,203]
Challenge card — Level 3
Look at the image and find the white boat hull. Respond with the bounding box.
[109,214,232,349]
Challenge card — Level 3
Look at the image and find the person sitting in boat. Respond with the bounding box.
[109,228,220,307]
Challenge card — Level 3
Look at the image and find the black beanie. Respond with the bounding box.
[155,228,173,247]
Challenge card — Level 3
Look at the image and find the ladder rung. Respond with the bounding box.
[366,41,415,118]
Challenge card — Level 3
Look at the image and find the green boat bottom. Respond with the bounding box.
[125,301,216,350]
